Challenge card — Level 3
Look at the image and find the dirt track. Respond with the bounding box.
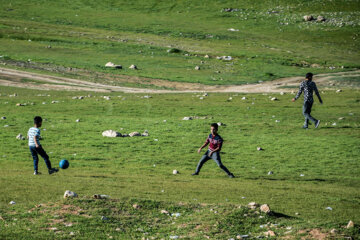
[0,67,359,93]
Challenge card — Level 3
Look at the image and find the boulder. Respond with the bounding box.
[346,220,354,228]
[182,117,192,120]
[303,15,314,21]
[317,16,326,22]
[260,204,271,214]
[16,134,25,140]
[102,130,122,137]
[248,202,258,209]
[64,190,78,198]
[129,132,141,137]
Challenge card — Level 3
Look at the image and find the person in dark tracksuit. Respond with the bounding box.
[192,123,235,178]
[292,73,323,129]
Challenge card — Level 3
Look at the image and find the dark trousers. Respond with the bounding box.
[302,101,317,127]
[29,145,52,171]
[195,150,232,175]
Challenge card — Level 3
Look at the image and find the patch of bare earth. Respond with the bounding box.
[0,64,359,93]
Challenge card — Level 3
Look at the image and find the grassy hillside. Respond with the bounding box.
[0,0,359,86]
[0,86,359,238]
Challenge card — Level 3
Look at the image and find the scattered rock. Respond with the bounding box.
[101,216,109,221]
[1,116,6,119]
[9,201,16,205]
[51,101,59,104]
[182,117,192,120]
[280,92,285,95]
[173,170,179,175]
[295,212,300,215]
[222,56,233,61]
[105,62,122,69]
[257,147,263,151]
[16,134,25,140]
[330,229,338,234]
[102,130,122,137]
[264,230,276,237]
[142,130,149,137]
[171,213,181,217]
[338,117,344,120]
[129,64,137,70]
[93,194,110,199]
[325,206,333,211]
[142,95,152,99]
[271,97,278,101]
[303,15,314,21]
[275,120,280,123]
[236,235,249,239]
[160,210,169,214]
[16,103,24,106]
[267,171,273,175]
[242,97,246,100]
[132,204,141,209]
[167,48,181,53]
[228,28,239,32]
[336,89,342,93]
[317,16,326,22]
[203,93,208,97]
[64,190,78,199]
[169,236,179,239]
[103,96,111,100]
[217,122,226,126]
[76,119,80,122]
[204,55,210,59]
[260,204,271,214]
[195,66,200,70]
[332,123,337,126]
[346,220,354,228]
[248,202,258,209]
[129,132,141,137]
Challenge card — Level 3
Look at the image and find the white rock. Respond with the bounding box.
[300,174,305,177]
[332,123,337,126]
[102,130,122,137]
[194,66,200,70]
[169,236,179,239]
[173,170,179,175]
[222,56,232,61]
[76,119,80,122]
[1,117,6,120]
[268,171,273,175]
[129,132,141,137]
[142,95,152,99]
[129,64,137,70]
[248,202,258,209]
[303,15,314,21]
[257,147,263,151]
[217,122,225,126]
[280,92,285,95]
[16,134,25,140]
[346,220,354,228]
[203,93,208,97]
[171,212,181,217]
[105,62,115,67]
[271,97,278,101]
[260,204,271,213]
[51,100,59,104]
[204,55,210,58]
[227,28,239,32]
[275,120,280,123]
[336,89,342,93]
[160,210,169,214]
[93,194,110,199]
[182,117,192,120]
[63,190,78,199]
[242,97,246,100]
[9,201,16,205]
[325,206,333,211]
[103,96,111,100]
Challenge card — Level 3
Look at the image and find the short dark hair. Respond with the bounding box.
[306,72,313,79]
[34,116,42,124]
[211,123,218,130]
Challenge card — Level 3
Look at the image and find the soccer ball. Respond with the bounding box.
[59,159,69,169]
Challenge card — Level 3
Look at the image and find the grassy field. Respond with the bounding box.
[0,86,359,239]
[0,0,359,86]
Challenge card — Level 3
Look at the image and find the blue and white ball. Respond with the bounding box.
[59,159,69,169]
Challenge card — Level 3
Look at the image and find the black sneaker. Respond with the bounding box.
[34,170,41,175]
[302,126,308,129]
[48,168,59,175]
[191,172,199,176]
[228,173,235,178]
[315,120,321,128]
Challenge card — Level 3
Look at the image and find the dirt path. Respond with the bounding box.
[0,67,359,93]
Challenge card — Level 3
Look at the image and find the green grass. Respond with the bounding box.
[0,0,359,86]
[0,86,359,239]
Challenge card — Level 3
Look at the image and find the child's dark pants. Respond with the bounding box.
[29,145,52,171]
[195,150,232,175]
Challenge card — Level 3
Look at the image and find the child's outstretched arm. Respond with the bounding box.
[198,142,209,153]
